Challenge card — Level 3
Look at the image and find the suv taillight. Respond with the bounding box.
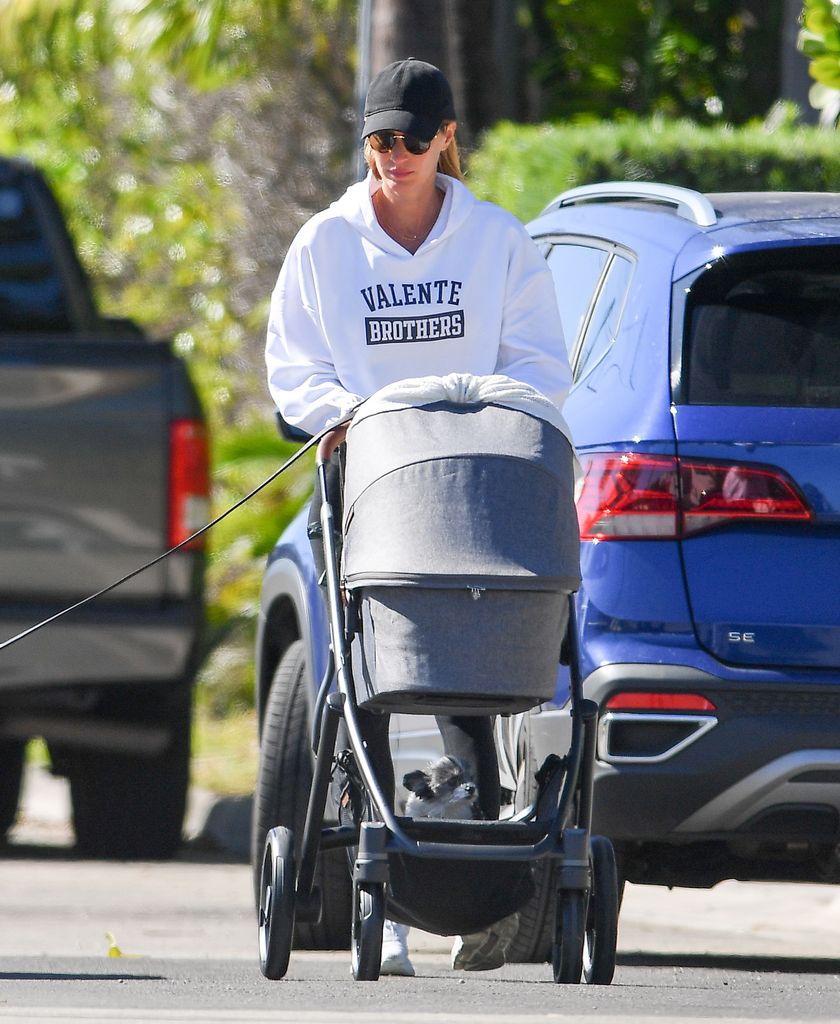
[605,692,716,712]
[577,453,812,540]
[169,419,210,549]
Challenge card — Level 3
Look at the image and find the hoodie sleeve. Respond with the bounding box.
[265,233,363,435]
[495,225,573,412]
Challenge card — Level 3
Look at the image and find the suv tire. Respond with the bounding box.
[500,711,555,963]
[252,640,351,950]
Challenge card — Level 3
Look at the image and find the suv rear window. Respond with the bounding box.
[683,247,840,408]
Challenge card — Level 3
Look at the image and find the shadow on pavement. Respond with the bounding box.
[0,970,167,982]
[619,951,840,975]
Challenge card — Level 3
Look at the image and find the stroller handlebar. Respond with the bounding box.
[316,421,350,464]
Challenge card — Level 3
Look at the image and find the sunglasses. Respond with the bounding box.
[367,130,436,156]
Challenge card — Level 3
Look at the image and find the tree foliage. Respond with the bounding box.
[798,0,840,123]
[526,0,784,123]
[470,117,840,224]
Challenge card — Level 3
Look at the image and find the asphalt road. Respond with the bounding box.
[1,767,840,1023]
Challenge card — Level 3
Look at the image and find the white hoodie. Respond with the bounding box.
[265,172,572,435]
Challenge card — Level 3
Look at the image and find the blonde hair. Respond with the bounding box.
[438,127,464,181]
[364,123,464,182]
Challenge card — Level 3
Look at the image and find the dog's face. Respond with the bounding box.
[402,755,480,819]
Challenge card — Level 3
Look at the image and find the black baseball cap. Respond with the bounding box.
[362,59,456,143]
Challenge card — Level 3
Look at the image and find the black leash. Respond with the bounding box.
[0,421,338,653]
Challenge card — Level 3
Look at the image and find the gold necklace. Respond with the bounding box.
[374,189,441,245]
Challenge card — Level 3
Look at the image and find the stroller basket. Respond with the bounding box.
[342,399,580,714]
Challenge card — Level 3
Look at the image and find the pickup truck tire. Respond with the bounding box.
[0,740,25,838]
[252,640,351,950]
[62,698,191,860]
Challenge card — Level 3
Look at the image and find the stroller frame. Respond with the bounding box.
[257,428,618,985]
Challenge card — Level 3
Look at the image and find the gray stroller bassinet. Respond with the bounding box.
[341,381,581,715]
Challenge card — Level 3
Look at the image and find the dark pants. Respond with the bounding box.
[353,707,500,820]
[309,458,500,821]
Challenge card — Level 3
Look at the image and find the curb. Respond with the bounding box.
[188,791,252,859]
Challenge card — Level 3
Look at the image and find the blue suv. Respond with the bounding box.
[254,182,840,957]
[525,182,840,892]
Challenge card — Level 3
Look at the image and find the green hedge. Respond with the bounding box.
[467,119,840,224]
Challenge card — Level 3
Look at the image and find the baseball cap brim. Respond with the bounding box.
[361,109,443,143]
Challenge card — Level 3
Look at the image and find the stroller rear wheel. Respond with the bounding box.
[258,826,297,979]
[351,879,385,981]
[551,888,586,984]
[583,835,619,985]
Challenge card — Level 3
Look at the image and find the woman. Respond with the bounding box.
[265,58,573,976]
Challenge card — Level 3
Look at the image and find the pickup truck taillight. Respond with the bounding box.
[577,453,813,540]
[169,419,210,549]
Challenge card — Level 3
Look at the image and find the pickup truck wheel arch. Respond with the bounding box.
[252,640,351,950]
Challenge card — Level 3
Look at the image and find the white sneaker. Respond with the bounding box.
[380,918,415,977]
[451,912,519,971]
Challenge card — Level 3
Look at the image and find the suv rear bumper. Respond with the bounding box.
[538,662,840,846]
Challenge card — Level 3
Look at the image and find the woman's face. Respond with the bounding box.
[369,122,456,197]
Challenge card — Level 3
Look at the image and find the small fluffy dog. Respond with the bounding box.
[402,755,481,819]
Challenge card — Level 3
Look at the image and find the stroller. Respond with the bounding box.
[257,375,619,985]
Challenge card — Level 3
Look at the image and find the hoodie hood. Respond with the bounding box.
[329,172,476,257]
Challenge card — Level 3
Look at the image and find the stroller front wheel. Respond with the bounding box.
[552,888,586,984]
[582,835,619,985]
[351,879,385,981]
[258,826,297,979]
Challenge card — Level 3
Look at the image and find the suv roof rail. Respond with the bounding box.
[543,181,718,227]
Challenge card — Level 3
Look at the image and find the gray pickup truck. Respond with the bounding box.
[0,155,208,859]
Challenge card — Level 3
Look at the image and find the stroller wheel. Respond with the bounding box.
[351,880,385,981]
[258,826,297,979]
[583,836,618,985]
[551,888,586,984]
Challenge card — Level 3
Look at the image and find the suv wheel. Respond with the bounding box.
[252,639,351,949]
[502,713,625,963]
[498,711,556,963]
